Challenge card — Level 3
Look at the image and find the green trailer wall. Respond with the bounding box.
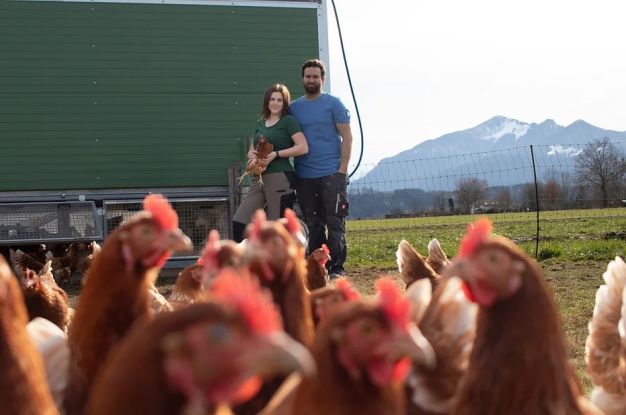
[0,0,320,191]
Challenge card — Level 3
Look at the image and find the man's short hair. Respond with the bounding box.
[302,59,325,78]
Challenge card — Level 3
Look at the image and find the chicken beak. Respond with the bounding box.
[241,332,316,379]
[166,228,193,252]
[388,323,436,370]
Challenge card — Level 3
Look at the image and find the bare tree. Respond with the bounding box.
[543,180,563,210]
[575,138,625,207]
[519,182,544,211]
[432,192,446,213]
[455,178,487,214]
[496,188,513,211]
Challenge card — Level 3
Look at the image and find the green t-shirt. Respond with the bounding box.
[252,115,302,173]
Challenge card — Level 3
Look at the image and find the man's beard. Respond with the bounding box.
[304,83,321,94]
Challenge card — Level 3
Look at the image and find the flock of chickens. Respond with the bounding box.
[2,193,626,415]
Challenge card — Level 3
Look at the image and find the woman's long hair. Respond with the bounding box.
[260,84,291,120]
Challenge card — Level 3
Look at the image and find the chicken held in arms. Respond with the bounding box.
[239,134,273,184]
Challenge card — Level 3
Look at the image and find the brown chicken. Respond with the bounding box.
[10,248,46,276]
[239,135,274,184]
[403,277,477,415]
[19,243,49,266]
[445,218,602,415]
[147,283,174,314]
[585,256,626,414]
[64,194,192,415]
[309,277,361,329]
[21,261,71,332]
[244,209,314,347]
[168,262,205,309]
[263,277,435,415]
[169,229,245,310]
[0,256,59,415]
[79,241,101,285]
[397,240,441,290]
[234,209,315,415]
[425,239,450,275]
[305,243,331,291]
[44,244,76,285]
[84,269,314,415]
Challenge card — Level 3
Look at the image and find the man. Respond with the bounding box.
[290,59,353,278]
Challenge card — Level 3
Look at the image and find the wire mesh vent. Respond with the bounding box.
[104,198,230,257]
[0,201,101,245]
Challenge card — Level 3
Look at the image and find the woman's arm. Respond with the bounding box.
[266,132,308,162]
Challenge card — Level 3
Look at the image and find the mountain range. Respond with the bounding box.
[351,116,626,192]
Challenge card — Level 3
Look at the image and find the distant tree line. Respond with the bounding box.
[349,139,626,219]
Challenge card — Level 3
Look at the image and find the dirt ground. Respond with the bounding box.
[65,260,607,305]
[63,259,607,392]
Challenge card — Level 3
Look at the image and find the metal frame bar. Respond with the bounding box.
[0,201,101,245]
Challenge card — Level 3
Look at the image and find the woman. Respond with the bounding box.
[232,84,308,242]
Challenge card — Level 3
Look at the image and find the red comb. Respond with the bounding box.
[458,218,493,258]
[143,194,178,231]
[335,278,360,301]
[211,268,282,334]
[321,244,330,256]
[248,210,267,241]
[376,277,410,330]
[283,209,301,235]
[197,229,220,268]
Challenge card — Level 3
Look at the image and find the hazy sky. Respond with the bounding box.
[323,0,626,175]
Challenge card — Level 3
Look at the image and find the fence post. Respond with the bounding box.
[530,145,540,258]
[227,163,242,239]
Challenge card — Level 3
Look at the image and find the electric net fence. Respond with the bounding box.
[345,142,626,260]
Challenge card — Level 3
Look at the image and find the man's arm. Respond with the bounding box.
[336,122,353,174]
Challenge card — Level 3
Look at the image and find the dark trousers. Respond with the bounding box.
[296,172,348,274]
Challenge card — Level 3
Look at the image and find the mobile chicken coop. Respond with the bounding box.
[0,0,329,262]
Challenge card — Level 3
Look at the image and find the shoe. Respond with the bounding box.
[329,271,345,280]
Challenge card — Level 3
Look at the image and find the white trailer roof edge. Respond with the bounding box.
[18,0,321,8]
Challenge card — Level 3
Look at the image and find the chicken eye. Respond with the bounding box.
[207,324,231,344]
[330,294,342,304]
[359,321,375,336]
[487,252,500,264]
[141,225,153,236]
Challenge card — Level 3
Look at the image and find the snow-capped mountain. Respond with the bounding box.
[351,116,626,192]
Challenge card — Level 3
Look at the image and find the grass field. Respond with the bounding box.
[345,207,626,268]
[342,208,626,392]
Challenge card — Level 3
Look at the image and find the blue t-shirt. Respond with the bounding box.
[290,93,350,179]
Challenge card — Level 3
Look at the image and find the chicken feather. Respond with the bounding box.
[586,256,626,413]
